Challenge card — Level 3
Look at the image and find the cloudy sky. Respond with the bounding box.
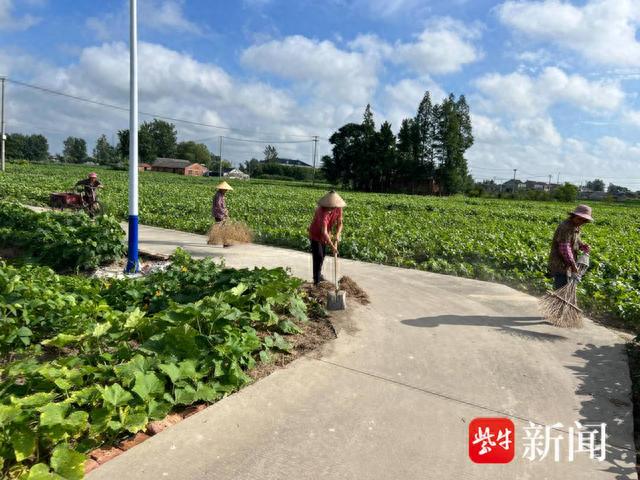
[1,0,639,188]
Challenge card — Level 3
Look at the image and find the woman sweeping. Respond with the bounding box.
[212,181,233,222]
[548,204,592,289]
[212,181,233,247]
[308,191,345,285]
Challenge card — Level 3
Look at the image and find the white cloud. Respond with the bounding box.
[2,41,340,164]
[393,17,483,75]
[471,113,511,144]
[241,35,379,105]
[475,67,624,117]
[142,0,202,34]
[497,0,640,67]
[514,116,562,146]
[87,0,203,41]
[382,77,446,129]
[623,109,640,126]
[0,0,40,31]
[468,131,640,188]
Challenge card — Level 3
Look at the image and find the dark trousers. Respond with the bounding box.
[553,273,568,290]
[310,240,326,285]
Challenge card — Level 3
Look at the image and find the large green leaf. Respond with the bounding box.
[24,463,64,480]
[158,363,181,384]
[147,399,171,420]
[132,371,164,402]
[41,333,83,348]
[0,404,21,427]
[10,424,36,462]
[50,444,86,480]
[38,403,69,427]
[11,392,56,408]
[121,408,148,434]
[101,383,133,408]
[174,385,197,406]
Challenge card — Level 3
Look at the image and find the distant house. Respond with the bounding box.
[579,190,607,201]
[138,163,152,172]
[223,168,250,180]
[502,179,525,192]
[261,158,312,168]
[152,158,209,176]
[524,180,558,192]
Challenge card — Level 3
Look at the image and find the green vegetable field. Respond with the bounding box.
[1,163,639,327]
[0,247,309,478]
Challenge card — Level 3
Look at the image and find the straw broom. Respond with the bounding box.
[540,254,589,328]
[207,220,253,246]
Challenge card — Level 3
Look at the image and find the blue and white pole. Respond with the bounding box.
[126,0,139,273]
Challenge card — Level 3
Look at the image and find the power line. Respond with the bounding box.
[5,77,317,140]
[219,135,313,145]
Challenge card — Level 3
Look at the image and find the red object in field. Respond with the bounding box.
[50,192,83,209]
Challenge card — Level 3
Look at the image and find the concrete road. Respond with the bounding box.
[90,224,637,480]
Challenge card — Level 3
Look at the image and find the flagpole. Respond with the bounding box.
[126,0,139,273]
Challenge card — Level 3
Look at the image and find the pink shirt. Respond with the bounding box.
[308,207,342,244]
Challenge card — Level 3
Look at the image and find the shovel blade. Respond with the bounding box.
[327,290,347,311]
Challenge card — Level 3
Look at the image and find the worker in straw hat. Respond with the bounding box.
[308,190,345,285]
[212,181,233,223]
[548,204,593,290]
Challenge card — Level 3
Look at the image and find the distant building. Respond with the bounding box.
[223,168,250,180]
[524,180,559,192]
[138,163,152,172]
[152,158,209,176]
[261,158,312,168]
[501,179,525,192]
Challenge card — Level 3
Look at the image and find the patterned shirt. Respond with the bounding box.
[212,191,227,220]
[548,219,588,275]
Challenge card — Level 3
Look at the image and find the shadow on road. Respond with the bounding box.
[401,315,567,342]
[570,343,637,479]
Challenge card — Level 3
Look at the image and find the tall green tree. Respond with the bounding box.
[116,119,177,163]
[145,119,177,158]
[24,135,49,161]
[325,123,366,188]
[586,179,605,191]
[5,133,49,161]
[263,145,278,162]
[415,91,434,169]
[63,137,88,164]
[176,141,212,166]
[93,135,118,165]
[5,133,27,160]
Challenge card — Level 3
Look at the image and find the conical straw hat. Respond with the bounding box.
[318,191,346,208]
[216,181,233,191]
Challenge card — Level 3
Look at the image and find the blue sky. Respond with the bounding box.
[1,0,639,188]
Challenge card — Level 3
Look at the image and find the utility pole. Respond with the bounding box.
[512,168,517,193]
[1,76,5,173]
[311,135,318,186]
[548,174,552,191]
[218,136,223,180]
[125,0,139,273]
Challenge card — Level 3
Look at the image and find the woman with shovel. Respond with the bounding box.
[548,204,592,289]
[308,191,345,285]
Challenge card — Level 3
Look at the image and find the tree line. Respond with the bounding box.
[322,92,474,195]
[3,119,231,172]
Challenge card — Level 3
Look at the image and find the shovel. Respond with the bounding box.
[327,249,347,311]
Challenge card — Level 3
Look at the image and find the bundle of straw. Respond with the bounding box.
[540,254,589,328]
[207,220,253,246]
